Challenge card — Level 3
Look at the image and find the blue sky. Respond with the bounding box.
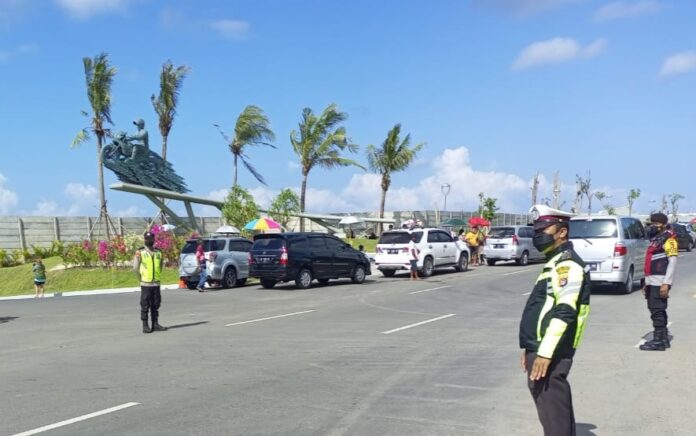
[1,0,695,218]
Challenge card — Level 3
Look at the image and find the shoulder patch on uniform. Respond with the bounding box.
[559,250,573,261]
[556,265,570,275]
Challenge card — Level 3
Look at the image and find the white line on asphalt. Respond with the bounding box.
[503,267,538,276]
[224,310,316,327]
[11,402,140,436]
[521,292,531,296]
[382,314,456,335]
[409,286,451,294]
[436,383,496,391]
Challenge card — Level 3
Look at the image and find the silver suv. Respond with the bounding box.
[374,228,470,277]
[483,225,544,266]
[179,236,252,289]
[569,216,648,293]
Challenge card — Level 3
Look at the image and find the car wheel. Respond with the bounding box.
[318,278,330,284]
[687,243,693,252]
[486,259,497,266]
[621,267,634,294]
[295,268,313,289]
[455,253,468,272]
[235,278,247,287]
[421,257,434,277]
[260,279,276,289]
[351,264,367,284]
[186,281,197,290]
[381,270,396,277]
[516,251,529,266]
[222,267,238,289]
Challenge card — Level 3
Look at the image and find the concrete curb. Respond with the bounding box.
[0,284,180,301]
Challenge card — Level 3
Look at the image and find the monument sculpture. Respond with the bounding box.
[101,119,188,193]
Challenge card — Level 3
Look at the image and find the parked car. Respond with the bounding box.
[374,228,469,277]
[569,216,648,293]
[249,232,371,289]
[669,223,694,252]
[179,236,252,289]
[483,225,544,266]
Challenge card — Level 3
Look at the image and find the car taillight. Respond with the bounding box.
[280,246,288,265]
[248,253,254,264]
[209,252,217,261]
[614,243,627,257]
[512,235,519,245]
[402,247,410,253]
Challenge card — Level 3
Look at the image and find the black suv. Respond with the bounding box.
[669,223,694,252]
[249,232,371,289]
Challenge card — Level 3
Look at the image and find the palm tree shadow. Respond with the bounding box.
[166,321,209,330]
[577,423,598,435]
[0,316,19,324]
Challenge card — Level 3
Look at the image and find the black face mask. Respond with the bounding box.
[144,237,155,248]
[647,225,663,238]
[533,232,556,253]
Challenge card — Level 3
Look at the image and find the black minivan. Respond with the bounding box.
[249,232,371,289]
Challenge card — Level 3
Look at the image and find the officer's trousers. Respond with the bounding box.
[140,285,161,321]
[644,285,668,332]
[526,352,576,436]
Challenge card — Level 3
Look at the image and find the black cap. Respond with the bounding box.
[144,231,155,238]
[650,213,668,224]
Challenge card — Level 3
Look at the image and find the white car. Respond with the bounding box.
[374,228,470,277]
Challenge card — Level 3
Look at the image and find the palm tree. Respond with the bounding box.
[290,104,363,231]
[72,52,117,238]
[151,61,190,161]
[367,124,424,233]
[214,105,275,187]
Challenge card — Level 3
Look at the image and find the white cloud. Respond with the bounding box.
[0,173,19,214]
[210,19,250,40]
[64,183,98,203]
[114,205,146,217]
[472,0,580,16]
[0,42,38,63]
[659,51,696,78]
[594,0,662,22]
[513,37,607,70]
[287,161,301,171]
[54,0,133,19]
[30,200,81,216]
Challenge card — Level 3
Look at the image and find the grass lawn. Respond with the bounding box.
[0,256,179,297]
[342,238,378,252]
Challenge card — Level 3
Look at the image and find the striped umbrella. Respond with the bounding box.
[244,217,282,231]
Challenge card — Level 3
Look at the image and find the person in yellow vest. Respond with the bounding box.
[464,226,480,266]
[133,231,168,334]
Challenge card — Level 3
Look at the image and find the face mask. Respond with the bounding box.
[144,237,155,248]
[647,225,663,238]
[533,232,556,253]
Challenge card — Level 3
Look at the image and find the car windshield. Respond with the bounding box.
[181,239,225,254]
[252,237,286,250]
[569,220,618,239]
[488,227,515,238]
[378,231,423,244]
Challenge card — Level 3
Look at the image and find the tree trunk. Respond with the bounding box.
[161,135,168,161]
[300,172,308,232]
[96,133,110,240]
[233,154,238,187]
[378,175,389,235]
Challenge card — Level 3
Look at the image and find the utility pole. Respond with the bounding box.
[552,171,561,209]
[531,172,539,207]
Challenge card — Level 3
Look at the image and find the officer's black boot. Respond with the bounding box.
[142,319,152,334]
[151,317,168,332]
[659,329,671,349]
[639,331,665,351]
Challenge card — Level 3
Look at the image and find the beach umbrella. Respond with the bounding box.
[244,217,282,231]
[339,216,361,240]
[215,225,241,234]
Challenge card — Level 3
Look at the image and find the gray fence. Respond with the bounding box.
[0,211,529,251]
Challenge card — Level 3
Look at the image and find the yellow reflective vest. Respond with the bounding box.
[139,249,162,283]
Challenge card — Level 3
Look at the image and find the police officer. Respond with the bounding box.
[519,205,591,436]
[639,212,678,351]
[133,231,168,334]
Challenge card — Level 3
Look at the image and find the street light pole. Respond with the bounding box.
[441,183,451,213]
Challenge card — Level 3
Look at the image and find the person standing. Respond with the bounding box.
[32,257,46,298]
[133,231,168,334]
[195,239,208,292]
[639,212,678,351]
[519,205,591,436]
[408,233,420,281]
[464,226,480,266]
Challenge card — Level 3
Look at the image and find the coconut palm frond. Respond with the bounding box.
[241,156,267,185]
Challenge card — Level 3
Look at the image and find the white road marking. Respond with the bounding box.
[634,322,673,347]
[435,383,496,391]
[382,314,456,335]
[225,310,316,327]
[503,267,539,276]
[522,292,531,296]
[11,402,140,436]
[409,286,451,294]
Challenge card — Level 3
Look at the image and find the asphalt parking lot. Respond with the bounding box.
[2,254,696,436]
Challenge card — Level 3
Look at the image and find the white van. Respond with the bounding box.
[569,216,648,293]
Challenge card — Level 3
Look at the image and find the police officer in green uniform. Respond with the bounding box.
[519,205,591,436]
[133,231,168,334]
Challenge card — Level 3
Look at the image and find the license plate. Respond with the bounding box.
[387,249,399,254]
[257,257,272,264]
[588,263,598,271]
[494,244,504,249]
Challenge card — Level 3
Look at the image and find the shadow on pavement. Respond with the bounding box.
[577,423,598,435]
[166,321,209,330]
[0,316,19,324]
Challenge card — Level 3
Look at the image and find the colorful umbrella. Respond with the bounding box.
[468,216,490,227]
[244,217,281,231]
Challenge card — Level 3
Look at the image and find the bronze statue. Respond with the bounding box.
[101,119,188,193]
